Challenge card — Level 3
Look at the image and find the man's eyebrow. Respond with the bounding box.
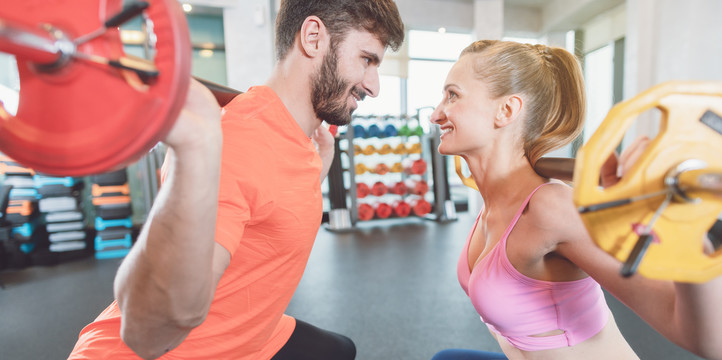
[361,50,381,65]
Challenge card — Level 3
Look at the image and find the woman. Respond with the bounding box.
[430,40,722,360]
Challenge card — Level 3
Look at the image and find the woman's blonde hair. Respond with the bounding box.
[460,40,586,167]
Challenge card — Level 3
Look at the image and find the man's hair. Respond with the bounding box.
[274,0,405,61]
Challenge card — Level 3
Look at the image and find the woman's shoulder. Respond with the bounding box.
[524,181,588,244]
[526,182,575,222]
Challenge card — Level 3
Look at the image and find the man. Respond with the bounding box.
[69,1,404,359]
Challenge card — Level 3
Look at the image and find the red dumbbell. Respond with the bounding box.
[388,181,408,195]
[357,183,371,198]
[371,181,388,196]
[405,179,429,196]
[375,202,392,219]
[392,200,411,217]
[358,203,375,221]
[409,197,432,217]
[402,158,427,175]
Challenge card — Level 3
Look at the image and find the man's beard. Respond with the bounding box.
[311,47,366,126]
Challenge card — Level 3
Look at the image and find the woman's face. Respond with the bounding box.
[430,54,501,156]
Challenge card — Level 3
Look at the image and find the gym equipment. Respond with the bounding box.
[392,200,411,217]
[389,181,408,196]
[574,81,722,282]
[403,158,427,175]
[455,81,722,283]
[357,203,374,221]
[92,183,130,197]
[367,124,382,138]
[0,0,191,176]
[374,202,392,219]
[355,163,369,175]
[374,163,390,175]
[377,144,393,155]
[362,145,376,156]
[406,143,423,154]
[389,162,404,173]
[405,179,429,196]
[409,197,432,217]
[356,183,371,199]
[370,181,388,197]
[353,125,367,139]
[383,124,399,137]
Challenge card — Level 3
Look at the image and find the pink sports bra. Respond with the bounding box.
[457,183,609,351]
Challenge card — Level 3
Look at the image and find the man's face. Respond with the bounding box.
[311,29,385,126]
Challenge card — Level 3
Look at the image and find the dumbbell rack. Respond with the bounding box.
[326,113,457,231]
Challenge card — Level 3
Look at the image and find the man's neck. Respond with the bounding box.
[265,59,321,138]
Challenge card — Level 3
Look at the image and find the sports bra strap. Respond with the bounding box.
[500,183,553,242]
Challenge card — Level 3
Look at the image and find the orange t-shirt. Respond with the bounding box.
[69,86,324,359]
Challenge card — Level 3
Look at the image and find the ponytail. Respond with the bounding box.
[460,41,586,167]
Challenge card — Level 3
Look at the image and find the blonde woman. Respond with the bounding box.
[430,40,722,360]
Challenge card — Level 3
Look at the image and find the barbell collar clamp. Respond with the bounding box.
[74,1,150,45]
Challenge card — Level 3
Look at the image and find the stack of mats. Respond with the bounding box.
[0,158,40,268]
[36,174,88,261]
[91,169,134,259]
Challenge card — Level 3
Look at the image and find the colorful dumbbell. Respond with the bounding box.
[392,200,411,217]
[358,203,375,221]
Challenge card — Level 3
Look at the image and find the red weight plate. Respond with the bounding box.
[0,0,191,176]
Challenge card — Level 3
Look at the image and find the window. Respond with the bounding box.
[583,44,615,144]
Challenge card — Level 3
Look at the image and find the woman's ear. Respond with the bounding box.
[298,16,329,58]
[494,95,523,128]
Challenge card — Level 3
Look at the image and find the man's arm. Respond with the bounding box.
[113,80,231,360]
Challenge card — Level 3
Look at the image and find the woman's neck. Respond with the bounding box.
[464,146,544,211]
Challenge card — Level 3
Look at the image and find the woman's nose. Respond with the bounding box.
[429,103,446,124]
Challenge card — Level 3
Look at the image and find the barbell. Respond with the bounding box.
[455,81,722,283]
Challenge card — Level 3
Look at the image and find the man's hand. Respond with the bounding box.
[312,124,336,181]
[163,79,223,152]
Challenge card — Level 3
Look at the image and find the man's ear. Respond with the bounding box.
[494,95,523,128]
[298,15,329,58]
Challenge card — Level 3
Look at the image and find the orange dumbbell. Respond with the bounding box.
[374,163,390,175]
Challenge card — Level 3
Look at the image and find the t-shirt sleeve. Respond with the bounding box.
[214,171,252,256]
